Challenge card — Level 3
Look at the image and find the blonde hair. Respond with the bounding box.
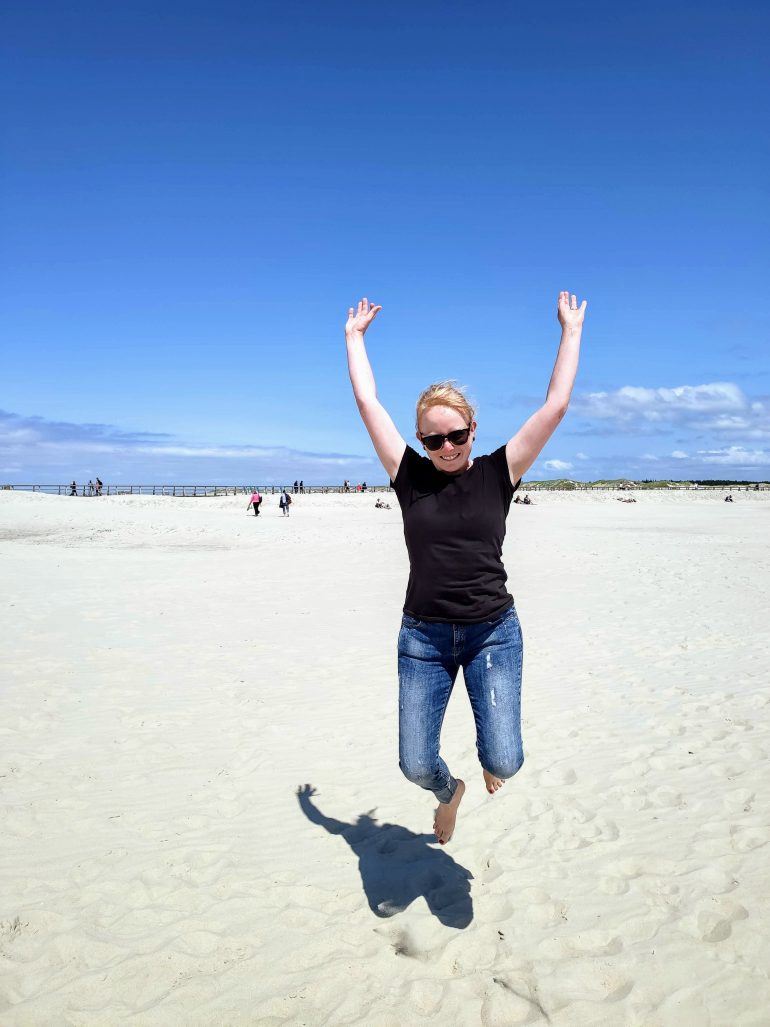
[415,380,476,430]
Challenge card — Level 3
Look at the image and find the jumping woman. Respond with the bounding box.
[345,292,586,844]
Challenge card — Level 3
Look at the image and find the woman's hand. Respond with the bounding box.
[557,291,587,331]
[346,297,382,337]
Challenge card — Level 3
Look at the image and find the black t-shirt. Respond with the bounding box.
[391,444,521,623]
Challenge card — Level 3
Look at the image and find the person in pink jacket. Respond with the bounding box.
[247,491,262,517]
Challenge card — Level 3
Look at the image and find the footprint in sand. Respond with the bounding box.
[597,816,620,841]
[599,876,630,895]
[477,894,515,923]
[478,854,505,885]
[658,722,686,738]
[480,977,541,1026]
[609,856,680,880]
[530,900,570,929]
[564,802,595,824]
[538,766,576,787]
[536,964,634,1007]
[681,899,748,942]
[684,865,737,895]
[722,788,754,813]
[408,979,444,1015]
[537,929,624,959]
[551,826,596,851]
[551,726,579,741]
[618,789,651,811]
[731,743,764,762]
[216,799,246,819]
[702,727,729,742]
[708,762,745,780]
[650,786,685,808]
[517,886,551,905]
[523,797,552,819]
[728,719,755,734]
[730,825,768,852]
[614,759,652,782]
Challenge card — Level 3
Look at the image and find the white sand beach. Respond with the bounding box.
[1,487,769,1026]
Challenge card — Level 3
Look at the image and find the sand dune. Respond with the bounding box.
[1,488,769,1025]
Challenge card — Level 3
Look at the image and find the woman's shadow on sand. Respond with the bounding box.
[297,784,473,928]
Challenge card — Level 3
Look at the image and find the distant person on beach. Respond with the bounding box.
[293,480,299,494]
[725,494,733,503]
[299,480,305,493]
[69,481,77,496]
[345,291,586,845]
[279,489,292,516]
[87,480,94,496]
[375,498,391,510]
[248,491,262,516]
[95,478,103,496]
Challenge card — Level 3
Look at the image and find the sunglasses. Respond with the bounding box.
[419,424,472,452]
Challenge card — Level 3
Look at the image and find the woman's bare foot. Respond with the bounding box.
[433,779,465,844]
[483,768,505,794]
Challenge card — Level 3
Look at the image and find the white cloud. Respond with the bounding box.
[571,382,770,438]
[576,382,744,418]
[128,444,365,467]
[632,446,770,471]
[544,459,573,471]
[575,452,589,460]
[695,446,770,467]
[0,409,378,482]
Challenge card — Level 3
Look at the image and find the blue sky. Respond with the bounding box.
[2,0,768,484]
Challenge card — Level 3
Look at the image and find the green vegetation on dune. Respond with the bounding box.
[522,478,767,490]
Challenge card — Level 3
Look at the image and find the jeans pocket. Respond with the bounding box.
[402,613,422,628]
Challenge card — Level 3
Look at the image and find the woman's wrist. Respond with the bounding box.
[559,324,582,341]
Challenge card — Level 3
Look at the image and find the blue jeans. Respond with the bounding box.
[397,604,524,804]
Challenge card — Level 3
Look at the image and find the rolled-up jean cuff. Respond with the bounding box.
[436,774,458,804]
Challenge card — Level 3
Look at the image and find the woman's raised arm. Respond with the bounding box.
[345,298,406,482]
[505,291,587,485]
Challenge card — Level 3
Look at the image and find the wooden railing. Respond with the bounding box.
[2,482,767,497]
[2,483,395,496]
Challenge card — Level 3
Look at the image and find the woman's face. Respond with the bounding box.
[416,404,476,474]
